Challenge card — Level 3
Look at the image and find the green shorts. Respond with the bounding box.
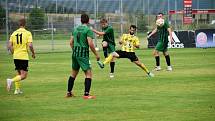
[155,41,168,52]
[72,56,91,71]
[107,43,116,54]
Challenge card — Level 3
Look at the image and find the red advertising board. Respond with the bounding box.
[183,0,192,24]
[169,9,215,15]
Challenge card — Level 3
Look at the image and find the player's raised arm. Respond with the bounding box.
[87,37,100,61]
[134,43,140,48]
[119,34,125,45]
[91,28,105,36]
[148,28,157,38]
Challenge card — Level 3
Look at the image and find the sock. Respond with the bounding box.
[155,56,160,66]
[165,55,171,66]
[15,81,21,90]
[103,54,113,64]
[103,47,108,58]
[110,62,115,73]
[140,63,150,74]
[12,75,21,82]
[84,78,92,96]
[67,76,75,92]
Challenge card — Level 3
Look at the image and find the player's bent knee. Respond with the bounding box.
[102,41,108,47]
[112,52,119,57]
[153,53,158,56]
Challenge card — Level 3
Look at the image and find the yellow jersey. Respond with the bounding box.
[9,28,33,60]
[121,34,139,52]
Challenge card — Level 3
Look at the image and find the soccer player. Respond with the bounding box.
[147,13,173,71]
[97,25,154,77]
[91,18,116,78]
[7,18,36,94]
[66,14,100,99]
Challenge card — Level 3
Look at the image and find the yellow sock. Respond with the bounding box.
[12,75,21,82]
[103,54,113,64]
[141,64,150,74]
[15,81,21,90]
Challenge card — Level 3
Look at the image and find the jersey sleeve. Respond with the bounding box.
[9,32,16,42]
[87,29,94,39]
[104,27,113,34]
[121,34,125,40]
[134,37,140,46]
[164,20,170,29]
[9,34,13,42]
[121,34,126,43]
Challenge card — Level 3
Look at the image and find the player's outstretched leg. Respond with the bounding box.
[7,75,22,92]
[134,61,154,77]
[14,81,23,94]
[97,61,104,68]
[97,54,114,69]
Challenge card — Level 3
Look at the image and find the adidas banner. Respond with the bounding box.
[147,31,196,48]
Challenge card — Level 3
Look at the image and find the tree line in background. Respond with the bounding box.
[0,5,214,34]
[0,5,6,28]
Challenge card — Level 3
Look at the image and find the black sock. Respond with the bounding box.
[103,47,108,58]
[110,62,115,73]
[67,76,75,92]
[84,78,92,96]
[155,56,160,66]
[165,55,171,66]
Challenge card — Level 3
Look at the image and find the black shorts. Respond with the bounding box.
[116,50,138,62]
[14,59,29,71]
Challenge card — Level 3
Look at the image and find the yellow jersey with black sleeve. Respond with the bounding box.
[9,28,33,60]
[121,34,140,52]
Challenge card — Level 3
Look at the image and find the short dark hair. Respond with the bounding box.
[130,25,137,30]
[157,12,164,15]
[100,18,108,24]
[19,18,26,27]
[81,13,89,24]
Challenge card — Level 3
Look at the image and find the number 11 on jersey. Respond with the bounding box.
[16,33,22,44]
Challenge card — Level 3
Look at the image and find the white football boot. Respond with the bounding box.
[109,73,114,78]
[167,66,173,71]
[148,72,155,77]
[14,89,23,95]
[154,66,161,71]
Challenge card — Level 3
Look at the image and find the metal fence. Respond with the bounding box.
[0,0,215,53]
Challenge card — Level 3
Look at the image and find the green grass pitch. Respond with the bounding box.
[0,44,215,120]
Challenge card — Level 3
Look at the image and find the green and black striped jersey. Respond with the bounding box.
[72,24,94,58]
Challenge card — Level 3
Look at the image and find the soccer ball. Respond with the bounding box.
[95,47,99,51]
[102,41,108,47]
[156,18,165,27]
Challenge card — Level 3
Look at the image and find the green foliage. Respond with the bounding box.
[28,8,46,30]
[179,23,215,30]
[0,5,6,28]
[195,23,215,30]
[137,13,148,32]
